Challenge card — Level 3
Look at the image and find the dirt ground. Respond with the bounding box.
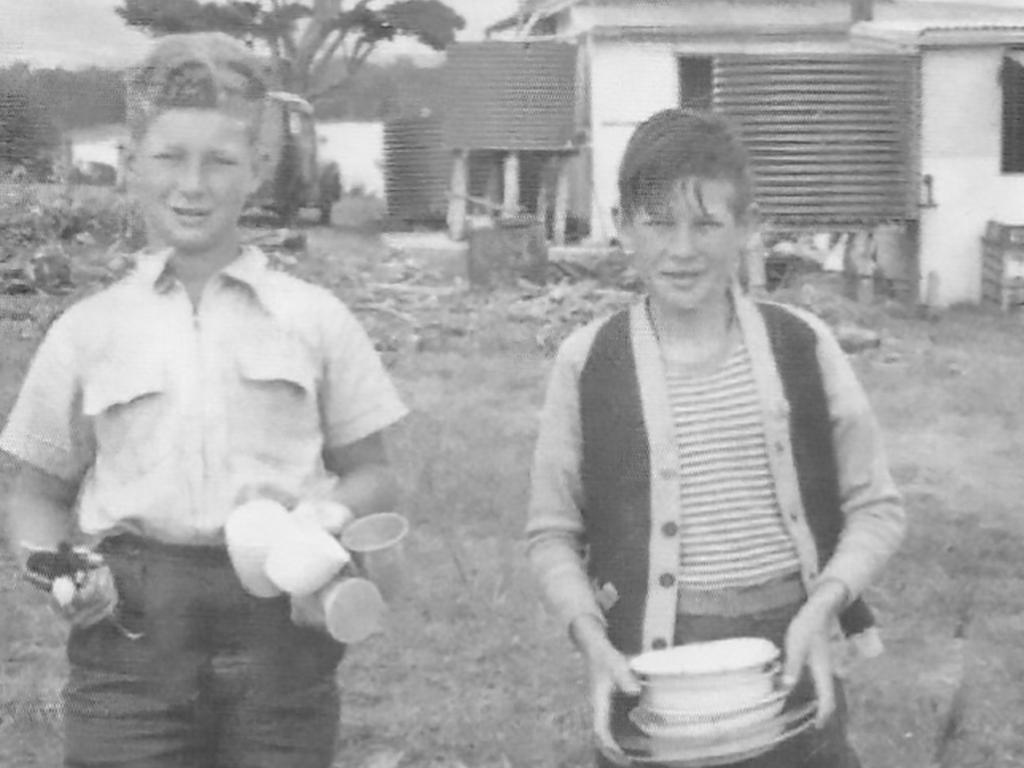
[1,224,1023,767]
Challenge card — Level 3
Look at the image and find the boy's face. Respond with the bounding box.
[127,108,261,257]
[619,178,753,317]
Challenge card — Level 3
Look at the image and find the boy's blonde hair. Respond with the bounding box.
[125,32,270,141]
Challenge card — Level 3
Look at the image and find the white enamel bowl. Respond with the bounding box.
[629,689,787,741]
[629,638,781,717]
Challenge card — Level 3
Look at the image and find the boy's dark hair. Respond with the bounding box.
[126,33,270,142]
[618,108,754,221]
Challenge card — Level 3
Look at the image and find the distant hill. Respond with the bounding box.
[0,57,447,135]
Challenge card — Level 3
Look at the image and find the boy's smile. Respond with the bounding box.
[128,108,261,260]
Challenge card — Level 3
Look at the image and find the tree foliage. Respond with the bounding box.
[115,0,465,102]
[0,67,62,172]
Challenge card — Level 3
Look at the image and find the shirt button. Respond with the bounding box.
[662,521,679,537]
[659,573,676,588]
[652,638,668,650]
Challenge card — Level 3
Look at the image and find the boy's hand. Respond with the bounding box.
[54,566,119,629]
[292,500,354,536]
[571,615,641,766]
[290,592,327,630]
[783,579,848,728]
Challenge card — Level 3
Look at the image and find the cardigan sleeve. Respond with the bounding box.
[803,311,907,600]
[526,323,606,633]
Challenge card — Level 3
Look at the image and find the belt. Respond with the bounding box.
[676,571,806,618]
[99,533,231,565]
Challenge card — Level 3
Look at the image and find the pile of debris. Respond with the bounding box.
[257,230,638,358]
[1,221,888,358]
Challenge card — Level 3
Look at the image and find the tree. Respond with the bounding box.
[0,75,59,171]
[115,0,465,103]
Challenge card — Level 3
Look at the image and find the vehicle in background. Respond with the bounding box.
[252,91,342,226]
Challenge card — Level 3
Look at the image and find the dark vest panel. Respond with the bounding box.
[757,303,874,637]
[579,310,652,654]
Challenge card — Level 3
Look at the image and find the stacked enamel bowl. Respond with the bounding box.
[628,637,788,749]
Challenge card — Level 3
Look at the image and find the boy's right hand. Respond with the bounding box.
[53,566,119,629]
[571,615,641,766]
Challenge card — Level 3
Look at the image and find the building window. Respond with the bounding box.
[679,57,713,112]
[1001,52,1024,173]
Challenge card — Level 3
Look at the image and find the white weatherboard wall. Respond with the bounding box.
[315,121,385,199]
[588,41,679,240]
[919,48,1024,306]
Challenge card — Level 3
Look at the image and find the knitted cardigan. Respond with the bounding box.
[578,303,875,655]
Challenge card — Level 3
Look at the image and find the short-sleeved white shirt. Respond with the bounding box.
[0,246,408,545]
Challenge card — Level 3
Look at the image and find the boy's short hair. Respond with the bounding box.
[618,108,754,221]
[125,32,269,141]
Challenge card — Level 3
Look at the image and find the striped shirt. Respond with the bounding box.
[665,340,802,591]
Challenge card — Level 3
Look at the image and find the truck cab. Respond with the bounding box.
[252,91,342,225]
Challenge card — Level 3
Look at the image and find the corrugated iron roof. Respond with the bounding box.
[489,0,1024,36]
[854,15,1024,47]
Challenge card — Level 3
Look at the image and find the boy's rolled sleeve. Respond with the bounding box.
[809,316,907,600]
[0,311,94,483]
[527,331,604,632]
[317,298,408,449]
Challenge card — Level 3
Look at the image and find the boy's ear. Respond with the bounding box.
[739,201,760,232]
[613,206,636,252]
[246,148,269,196]
[122,145,140,187]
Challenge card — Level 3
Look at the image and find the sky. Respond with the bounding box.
[4,0,1024,70]
[0,0,522,69]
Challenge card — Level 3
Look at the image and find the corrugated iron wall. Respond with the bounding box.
[384,116,450,224]
[443,41,578,151]
[713,55,918,229]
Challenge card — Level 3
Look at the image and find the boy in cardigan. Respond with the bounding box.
[1,34,407,767]
[526,109,906,767]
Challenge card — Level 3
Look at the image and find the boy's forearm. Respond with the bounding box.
[528,531,604,633]
[6,486,76,569]
[325,462,400,518]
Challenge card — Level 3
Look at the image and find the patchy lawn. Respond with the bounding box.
[1,229,1023,768]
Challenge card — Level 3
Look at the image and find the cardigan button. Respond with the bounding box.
[659,573,676,588]
[652,638,668,650]
[659,467,677,480]
[661,521,679,537]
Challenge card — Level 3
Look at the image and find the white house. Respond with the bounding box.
[851,19,1024,305]
[488,0,1024,306]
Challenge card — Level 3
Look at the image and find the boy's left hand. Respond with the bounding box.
[290,593,327,630]
[782,579,849,729]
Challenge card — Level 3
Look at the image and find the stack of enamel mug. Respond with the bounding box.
[224,498,409,645]
[625,637,812,766]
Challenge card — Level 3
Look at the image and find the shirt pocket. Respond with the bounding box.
[83,363,170,478]
[232,342,320,466]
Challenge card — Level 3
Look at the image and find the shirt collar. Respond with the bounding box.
[132,245,272,304]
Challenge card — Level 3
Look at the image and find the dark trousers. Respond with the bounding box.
[600,598,862,768]
[62,535,345,768]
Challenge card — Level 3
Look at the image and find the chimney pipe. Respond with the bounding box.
[851,0,874,23]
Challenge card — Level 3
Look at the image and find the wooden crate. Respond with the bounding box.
[981,222,1024,310]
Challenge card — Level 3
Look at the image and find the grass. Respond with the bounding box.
[2,234,1024,767]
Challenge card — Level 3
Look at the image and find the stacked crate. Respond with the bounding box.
[981,221,1024,310]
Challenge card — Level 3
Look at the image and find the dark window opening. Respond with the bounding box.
[679,57,713,112]
[1001,52,1024,173]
